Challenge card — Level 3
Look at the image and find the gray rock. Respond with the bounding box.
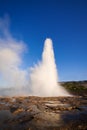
[0,110,13,124]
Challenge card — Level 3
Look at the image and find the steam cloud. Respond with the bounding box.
[0,15,70,96]
[0,15,28,94]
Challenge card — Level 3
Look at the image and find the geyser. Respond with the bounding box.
[0,16,71,96]
[30,38,70,96]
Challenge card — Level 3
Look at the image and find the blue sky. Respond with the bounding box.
[0,0,87,81]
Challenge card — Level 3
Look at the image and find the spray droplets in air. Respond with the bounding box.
[29,39,70,96]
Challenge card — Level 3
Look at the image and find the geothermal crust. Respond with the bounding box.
[0,96,87,130]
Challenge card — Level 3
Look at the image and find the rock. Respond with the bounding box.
[0,110,13,124]
[26,105,41,114]
[0,96,87,130]
[13,108,24,114]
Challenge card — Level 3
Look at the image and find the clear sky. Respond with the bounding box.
[0,0,87,81]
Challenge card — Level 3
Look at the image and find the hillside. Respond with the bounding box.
[61,80,87,96]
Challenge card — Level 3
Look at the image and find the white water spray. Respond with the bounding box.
[30,38,70,96]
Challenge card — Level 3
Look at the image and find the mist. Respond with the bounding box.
[0,15,28,95]
[0,15,70,96]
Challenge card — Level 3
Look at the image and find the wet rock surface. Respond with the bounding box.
[0,96,87,130]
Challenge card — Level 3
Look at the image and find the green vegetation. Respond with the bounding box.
[61,81,87,95]
[63,82,85,91]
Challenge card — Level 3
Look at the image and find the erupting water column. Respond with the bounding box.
[30,38,71,96]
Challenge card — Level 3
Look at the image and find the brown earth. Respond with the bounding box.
[0,95,87,130]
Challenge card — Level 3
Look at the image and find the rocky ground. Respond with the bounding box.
[0,95,87,130]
